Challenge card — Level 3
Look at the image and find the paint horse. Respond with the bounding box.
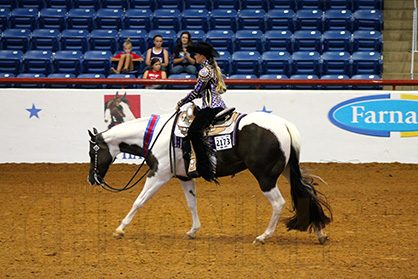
[88,109,332,244]
[104,92,135,129]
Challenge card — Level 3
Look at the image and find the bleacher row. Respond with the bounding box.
[0,0,383,89]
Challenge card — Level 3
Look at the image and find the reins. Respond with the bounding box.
[92,111,178,193]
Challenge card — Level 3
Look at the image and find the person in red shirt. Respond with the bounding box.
[142,58,167,89]
[110,38,143,74]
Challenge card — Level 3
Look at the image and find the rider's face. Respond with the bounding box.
[195,53,206,64]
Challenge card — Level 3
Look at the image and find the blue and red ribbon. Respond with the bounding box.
[143,114,160,157]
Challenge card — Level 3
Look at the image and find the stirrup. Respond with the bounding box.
[187,146,199,178]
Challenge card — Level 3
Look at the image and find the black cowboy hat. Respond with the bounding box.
[187,42,220,58]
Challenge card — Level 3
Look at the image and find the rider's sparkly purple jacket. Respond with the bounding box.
[178,60,226,109]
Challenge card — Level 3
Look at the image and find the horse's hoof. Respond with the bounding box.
[113,229,125,239]
[185,232,196,240]
[318,235,329,245]
[252,238,265,245]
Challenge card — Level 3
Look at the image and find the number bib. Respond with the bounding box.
[214,135,232,151]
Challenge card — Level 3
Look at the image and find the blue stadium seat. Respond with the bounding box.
[2,28,31,52]
[297,0,326,10]
[270,0,297,10]
[326,0,354,10]
[353,0,383,10]
[73,0,101,11]
[178,30,205,43]
[0,7,10,31]
[294,8,324,32]
[167,73,196,89]
[289,74,319,89]
[89,29,118,53]
[264,30,293,52]
[46,73,76,88]
[0,72,15,88]
[130,0,156,11]
[17,0,43,9]
[210,9,238,32]
[83,50,112,74]
[124,9,152,31]
[76,73,105,88]
[241,0,270,11]
[351,51,382,75]
[95,8,124,30]
[119,29,148,53]
[261,50,291,75]
[293,30,323,53]
[266,9,295,31]
[31,29,60,51]
[101,0,130,9]
[0,49,23,74]
[234,30,264,53]
[39,8,67,31]
[205,30,235,53]
[67,8,96,32]
[351,74,382,90]
[184,0,212,10]
[53,50,83,74]
[231,50,262,76]
[352,30,383,52]
[23,50,52,80]
[0,0,16,9]
[227,74,258,89]
[259,74,289,89]
[321,51,351,76]
[237,9,267,32]
[180,8,210,32]
[291,50,321,75]
[213,0,240,10]
[106,73,136,89]
[320,74,350,89]
[152,9,181,32]
[322,30,352,53]
[215,50,231,75]
[10,7,38,30]
[324,9,353,31]
[15,73,46,88]
[45,0,73,10]
[147,29,177,53]
[60,29,89,53]
[353,9,382,31]
[155,0,184,11]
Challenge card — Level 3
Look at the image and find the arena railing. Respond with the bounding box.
[1,78,418,90]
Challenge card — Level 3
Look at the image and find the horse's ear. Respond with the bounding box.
[93,127,98,134]
[123,92,127,98]
[114,91,119,98]
[88,130,95,139]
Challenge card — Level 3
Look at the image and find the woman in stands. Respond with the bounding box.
[170,31,197,76]
[175,42,227,182]
[144,34,169,73]
[110,38,143,74]
[142,57,167,89]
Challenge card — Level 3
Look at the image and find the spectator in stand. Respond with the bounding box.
[170,31,197,76]
[110,38,143,74]
[144,34,170,73]
[142,58,167,89]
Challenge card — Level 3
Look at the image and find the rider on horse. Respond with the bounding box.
[176,42,227,182]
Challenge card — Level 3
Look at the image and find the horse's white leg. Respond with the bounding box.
[180,180,201,239]
[113,178,167,239]
[315,227,329,245]
[253,186,285,244]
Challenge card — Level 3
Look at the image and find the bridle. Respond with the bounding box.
[90,111,178,192]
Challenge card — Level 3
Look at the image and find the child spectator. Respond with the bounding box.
[110,38,143,74]
[142,57,167,89]
[144,34,170,73]
[170,31,197,76]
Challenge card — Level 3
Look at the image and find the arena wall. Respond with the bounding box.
[1,88,417,163]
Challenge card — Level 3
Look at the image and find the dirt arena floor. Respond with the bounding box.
[0,163,417,278]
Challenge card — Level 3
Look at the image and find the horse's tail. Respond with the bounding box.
[284,122,332,232]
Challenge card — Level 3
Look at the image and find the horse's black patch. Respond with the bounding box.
[119,142,159,177]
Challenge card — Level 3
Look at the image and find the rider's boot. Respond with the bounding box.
[187,145,199,178]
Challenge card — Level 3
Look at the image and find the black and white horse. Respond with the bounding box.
[88,110,332,244]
